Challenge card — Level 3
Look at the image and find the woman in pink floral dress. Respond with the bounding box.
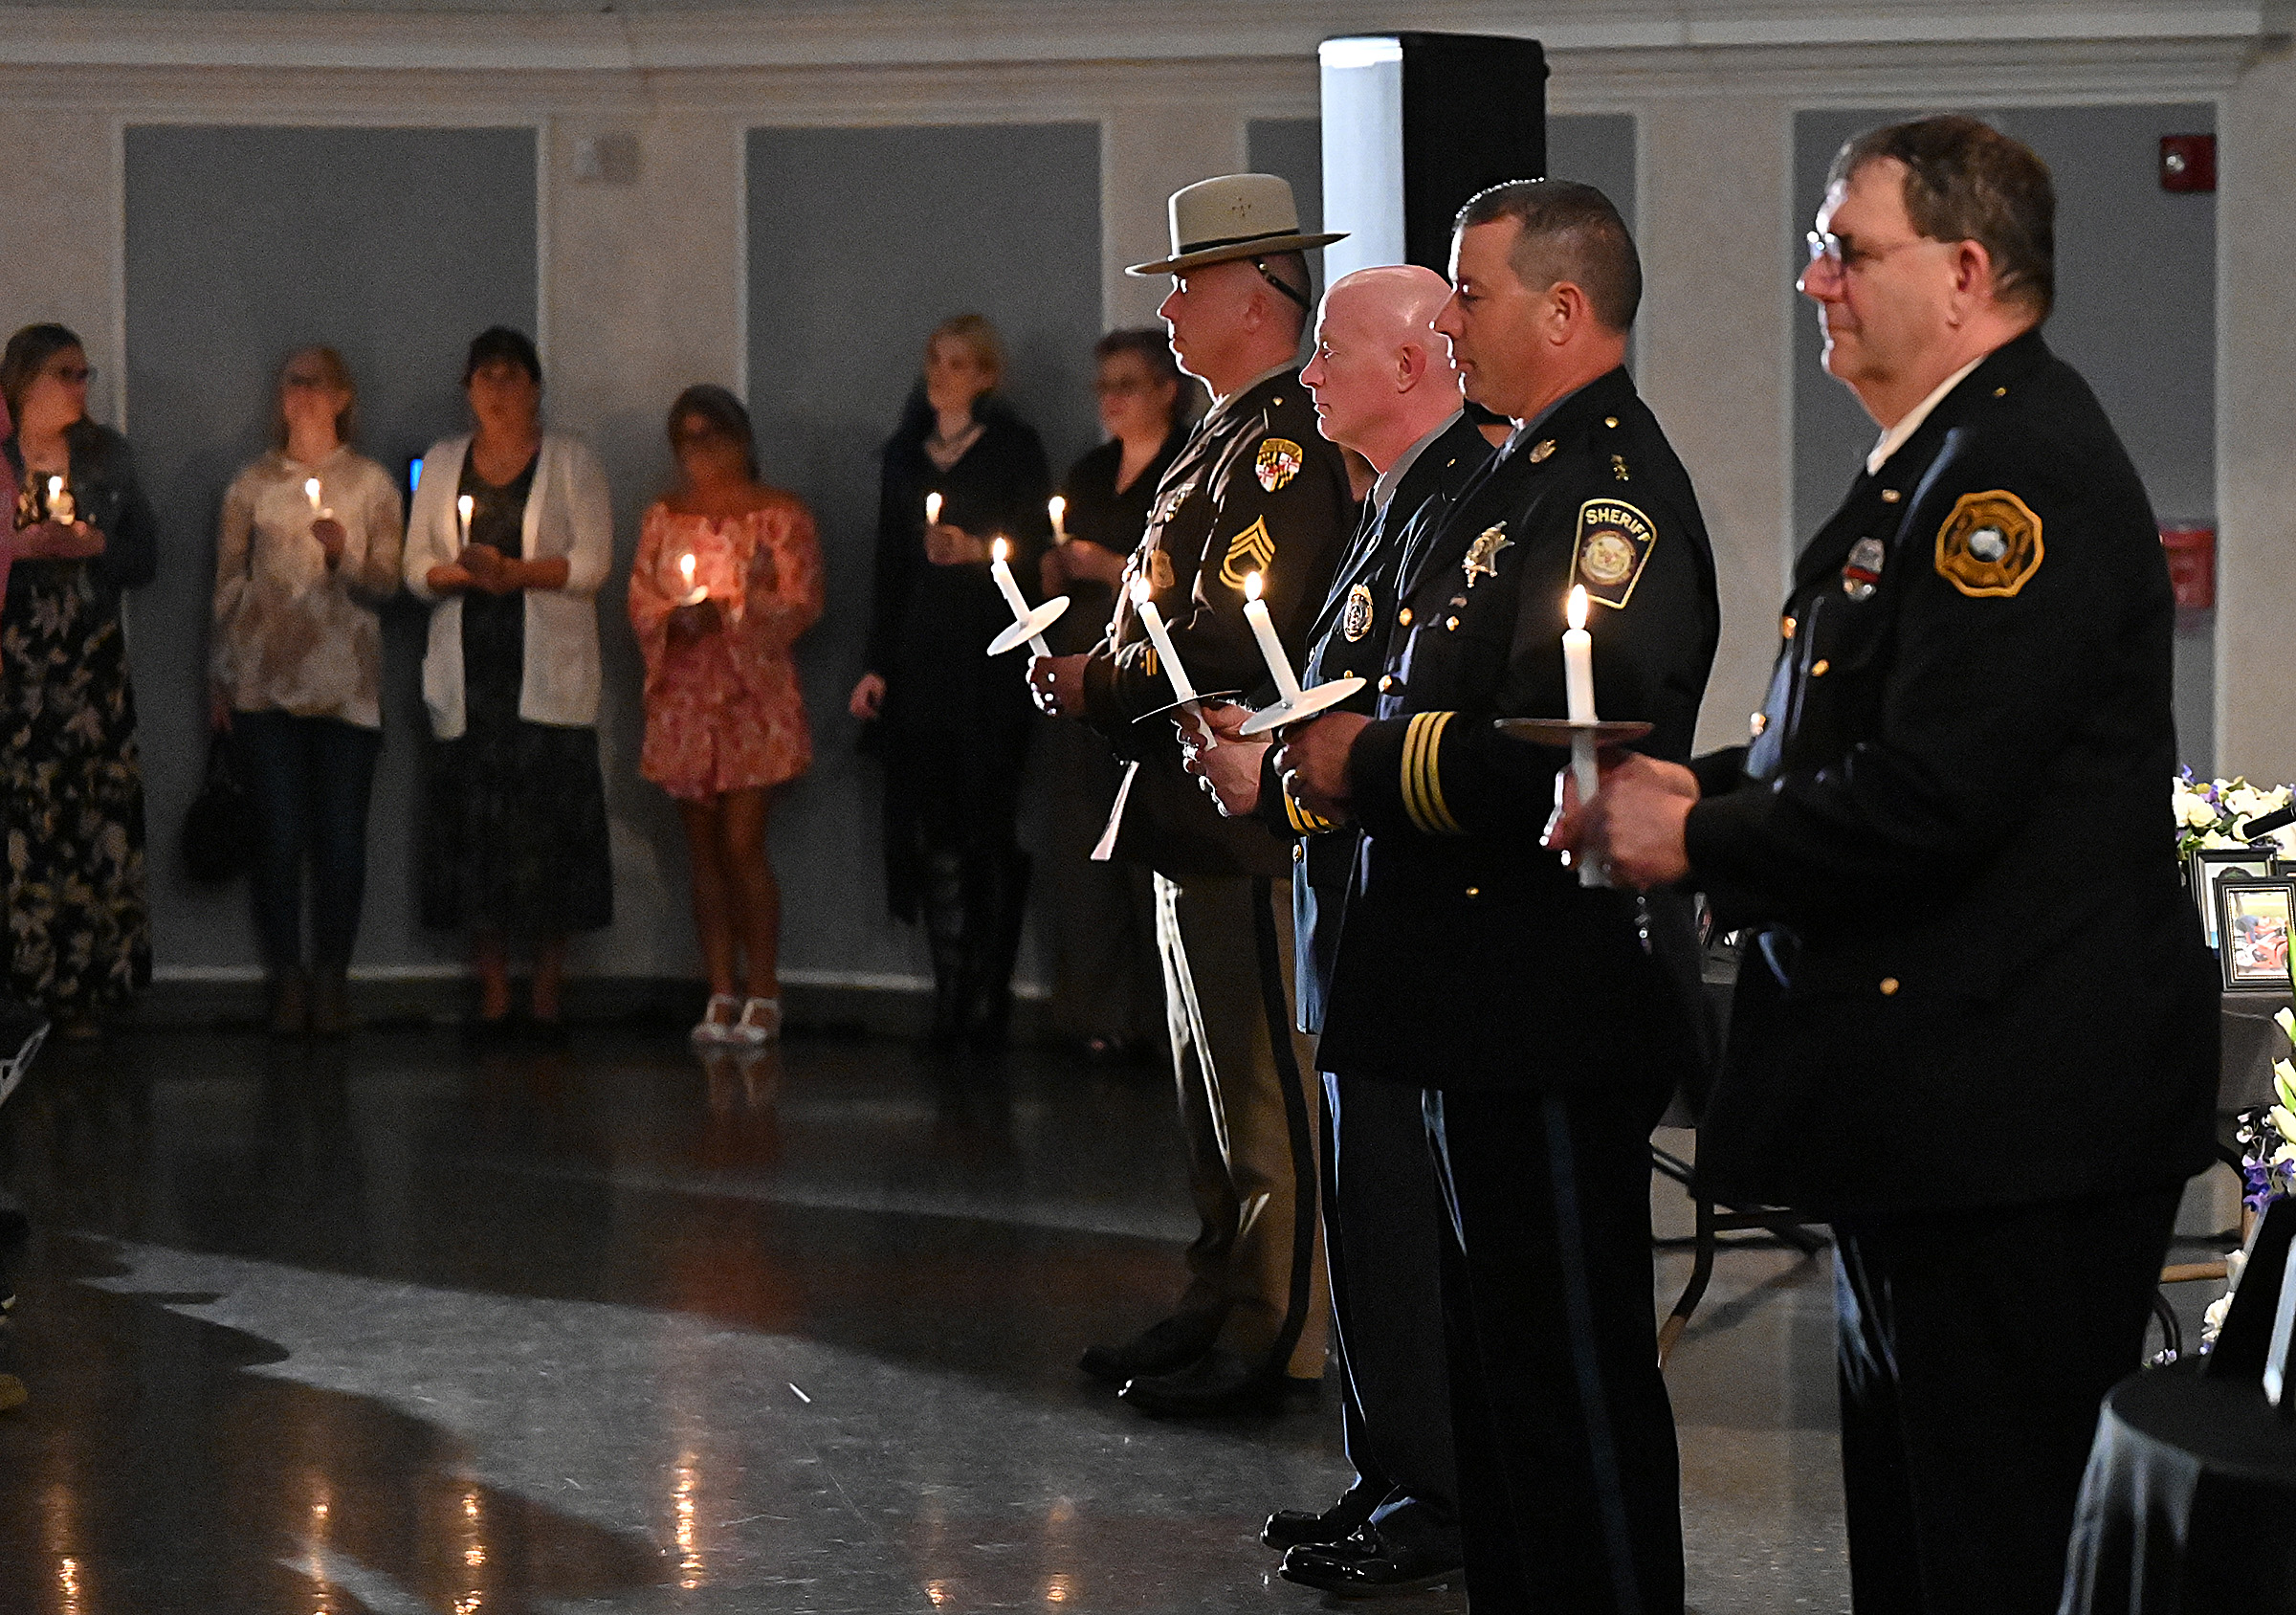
[631,386,824,1044]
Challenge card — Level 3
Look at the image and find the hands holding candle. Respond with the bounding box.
[1537,583,1699,889]
[304,475,345,566]
[18,473,101,561]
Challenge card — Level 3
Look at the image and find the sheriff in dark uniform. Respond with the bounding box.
[1279,180,1720,1614]
[1030,173,1355,1416]
[1189,264,1492,1596]
[1556,119,2219,1615]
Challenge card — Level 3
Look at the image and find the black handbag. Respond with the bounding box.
[181,733,255,883]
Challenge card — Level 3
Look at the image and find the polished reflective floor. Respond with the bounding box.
[0,1025,1881,1613]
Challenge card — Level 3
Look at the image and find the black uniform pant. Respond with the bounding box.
[1424,1084,1683,1615]
[1831,1184,2182,1615]
[1324,1070,1459,1557]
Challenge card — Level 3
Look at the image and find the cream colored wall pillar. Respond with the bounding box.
[0,109,121,426]
[1100,101,1248,329]
[1633,96,1796,753]
[543,108,747,976]
[2217,45,2296,783]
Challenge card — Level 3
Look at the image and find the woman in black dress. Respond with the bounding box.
[1036,330,1189,1062]
[0,324,159,1036]
[405,328,615,1034]
[848,315,1052,1051]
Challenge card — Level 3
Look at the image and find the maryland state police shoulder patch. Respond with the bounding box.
[1254,438,1304,493]
[1573,498,1656,608]
[1933,489,2043,599]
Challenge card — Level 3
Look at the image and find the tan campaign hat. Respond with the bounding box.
[1125,172,1347,277]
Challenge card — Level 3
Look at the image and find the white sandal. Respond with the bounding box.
[732,996,783,1045]
[690,993,741,1045]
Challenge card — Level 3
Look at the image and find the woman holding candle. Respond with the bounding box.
[0,323,159,1037]
[210,346,406,1036]
[405,327,614,1037]
[848,314,1053,1051]
[630,386,824,1046]
[1035,329,1188,1063]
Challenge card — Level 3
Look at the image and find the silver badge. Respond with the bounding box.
[1968,526,2009,564]
[1842,537,1886,601]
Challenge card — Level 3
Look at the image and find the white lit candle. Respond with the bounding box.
[45,475,72,526]
[990,537,1050,656]
[1241,572,1303,704]
[1563,586,1601,879]
[678,551,708,606]
[305,476,323,514]
[924,491,942,528]
[1049,495,1070,544]
[456,493,475,551]
[1130,578,1196,703]
[1564,586,1597,724]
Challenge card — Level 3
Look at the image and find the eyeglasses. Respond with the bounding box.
[1803,230,1954,277]
[44,365,93,386]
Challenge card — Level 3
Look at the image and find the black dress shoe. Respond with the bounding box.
[1117,1348,1320,1417]
[1280,1529,1462,1598]
[1078,1311,1222,1385]
[1262,1492,1377,1550]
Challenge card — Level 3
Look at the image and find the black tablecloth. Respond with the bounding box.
[2223,992,2295,1114]
[2064,1362,2296,1613]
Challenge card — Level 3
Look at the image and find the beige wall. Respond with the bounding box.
[2219,42,2296,784]
[0,11,2266,984]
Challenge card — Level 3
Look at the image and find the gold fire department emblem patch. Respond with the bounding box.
[1933,489,2043,599]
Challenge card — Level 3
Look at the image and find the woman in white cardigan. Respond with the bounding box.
[404,327,613,1035]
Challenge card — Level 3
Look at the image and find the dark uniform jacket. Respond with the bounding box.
[1686,329,2219,1218]
[1253,412,1492,1032]
[1082,365,1353,878]
[1315,366,1721,1091]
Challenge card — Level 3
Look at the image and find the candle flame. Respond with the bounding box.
[304,476,321,503]
[1049,495,1065,522]
[457,494,475,521]
[1245,571,1264,603]
[679,552,696,583]
[1130,578,1151,605]
[46,476,61,500]
[992,536,1010,564]
[1567,585,1589,631]
[924,492,942,525]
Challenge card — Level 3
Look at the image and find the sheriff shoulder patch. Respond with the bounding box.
[1254,438,1304,493]
[1573,499,1656,608]
[1933,489,2043,599]
[1217,517,1277,589]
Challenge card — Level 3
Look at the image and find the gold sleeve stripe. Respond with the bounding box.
[1142,646,1159,677]
[1284,789,1333,835]
[1402,711,1465,836]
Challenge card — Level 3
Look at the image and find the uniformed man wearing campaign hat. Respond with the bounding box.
[1029,174,1357,1416]
[1274,179,1721,1611]
[1551,117,2219,1613]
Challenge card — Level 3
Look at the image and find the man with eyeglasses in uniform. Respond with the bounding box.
[1550,116,2219,1615]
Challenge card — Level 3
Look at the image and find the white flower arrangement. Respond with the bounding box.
[2175,770,2296,858]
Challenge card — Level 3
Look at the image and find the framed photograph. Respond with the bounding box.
[2217,878,2296,991]
[2193,847,2279,949]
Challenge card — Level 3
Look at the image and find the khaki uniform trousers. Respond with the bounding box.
[1152,871,1330,1379]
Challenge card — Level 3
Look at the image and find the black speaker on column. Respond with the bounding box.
[1319,32,1548,278]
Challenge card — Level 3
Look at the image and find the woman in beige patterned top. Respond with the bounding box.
[210,346,405,1037]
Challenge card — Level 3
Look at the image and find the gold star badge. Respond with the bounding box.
[1462,523,1512,589]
